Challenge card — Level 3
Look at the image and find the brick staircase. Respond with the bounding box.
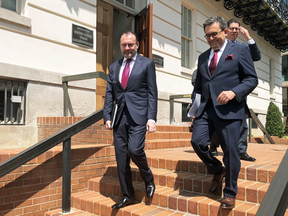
[42,124,288,216]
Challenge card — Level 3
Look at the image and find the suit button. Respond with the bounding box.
[210,80,212,83]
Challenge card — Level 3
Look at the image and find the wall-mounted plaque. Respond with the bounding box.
[152,54,164,67]
[72,24,93,49]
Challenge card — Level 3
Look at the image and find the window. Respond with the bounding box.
[181,5,192,68]
[115,0,135,9]
[1,0,17,12]
[0,79,26,124]
[282,55,288,81]
[269,59,275,96]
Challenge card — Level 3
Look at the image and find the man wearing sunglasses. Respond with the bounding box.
[210,19,261,161]
[191,16,258,209]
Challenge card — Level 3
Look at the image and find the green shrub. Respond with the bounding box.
[265,102,284,138]
[285,117,288,136]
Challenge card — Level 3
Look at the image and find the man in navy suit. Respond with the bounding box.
[191,16,258,208]
[103,31,157,209]
[210,19,261,161]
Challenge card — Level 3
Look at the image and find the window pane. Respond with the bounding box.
[181,37,185,52]
[186,40,190,53]
[115,0,124,3]
[184,22,187,37]
[181,5,184,19]
[188,10,192,23]
[126,0,135,9]
[181,20,184,35]
[184,7,187,21]
[185,54,189,68]
[188,24,192,38]
[181,53,185,67]
[2,0,16,11]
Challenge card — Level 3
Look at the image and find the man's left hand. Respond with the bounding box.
[239,26,251,40]
[147,121,156,133]
[217,90,236,105]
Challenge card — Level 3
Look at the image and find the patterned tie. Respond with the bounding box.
[209,50,219,76]
[121,59,132,89]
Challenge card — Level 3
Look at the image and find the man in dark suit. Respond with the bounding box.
[210,19,261,161]
[191,16,258,209]
[103,31,157,209]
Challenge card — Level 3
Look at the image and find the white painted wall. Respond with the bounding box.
[0,0,97,149]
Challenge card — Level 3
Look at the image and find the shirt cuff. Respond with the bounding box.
[247,37,255,45]
[148,119,155,123]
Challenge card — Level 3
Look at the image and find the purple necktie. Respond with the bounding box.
[121,59,132,89]
[209,50,219,76]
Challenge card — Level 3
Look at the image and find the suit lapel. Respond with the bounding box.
[213,41,234,77]
[116,58,124,89]
[203,49,211,78]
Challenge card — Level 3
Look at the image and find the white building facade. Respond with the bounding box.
[0,0,284,148]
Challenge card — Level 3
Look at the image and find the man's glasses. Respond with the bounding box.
[121,43,135,48]
[204,30,223,39]
[228,27,239,31]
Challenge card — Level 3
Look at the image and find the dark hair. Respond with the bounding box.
[203,16,227,32]
[120,31,139,42]
[227,19,241,28]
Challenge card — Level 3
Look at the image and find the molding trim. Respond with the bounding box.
[28,2,96,29]
[0,7,31,27]
[153,31,181,45]
[0,25,96,54]
[79,0,96,7]
[156,69,191,80]
[152,48,181,60]
[153,14,181,30]
[157,0,181,14]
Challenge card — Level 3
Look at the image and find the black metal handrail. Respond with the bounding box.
[169,94,275,144]
[256,149,288,216]
[62,71,108,116]
[0,108,104,213]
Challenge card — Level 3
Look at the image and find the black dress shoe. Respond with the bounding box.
[112,197,135,209]
[240,153,256,162]
[209,166,226,194]
[146,180,156,198]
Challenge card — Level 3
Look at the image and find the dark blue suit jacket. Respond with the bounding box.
[194,41,258,120]
[103,54,158,126]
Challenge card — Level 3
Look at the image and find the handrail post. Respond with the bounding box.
[249,118,252,143]
[62,138,71,213]
[63,82,68,117]
[264,133,266,144]
[170,97,174,124]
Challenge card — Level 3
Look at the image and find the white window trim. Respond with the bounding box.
[0,6,31,27]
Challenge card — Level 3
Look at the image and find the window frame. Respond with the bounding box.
[181,5,192,69]
[0,0,18,13]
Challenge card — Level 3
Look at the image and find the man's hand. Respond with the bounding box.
[217,90,236,105]
[105,120,112,130]
[239,26,251,40]
[146,121,156,133]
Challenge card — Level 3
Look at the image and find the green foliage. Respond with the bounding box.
[265,102,284,138]
[285,118,288,136]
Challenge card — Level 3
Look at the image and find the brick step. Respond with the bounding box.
[89,171,268,205]
[44,208,95,216]
[145,139,191,150]
[145,132,191,140]
[68,191,198,216]
[144,146,281,184]
[68,189,260,216]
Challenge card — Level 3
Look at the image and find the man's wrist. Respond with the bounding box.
[148,119,155,123]
[247,37,255,45]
